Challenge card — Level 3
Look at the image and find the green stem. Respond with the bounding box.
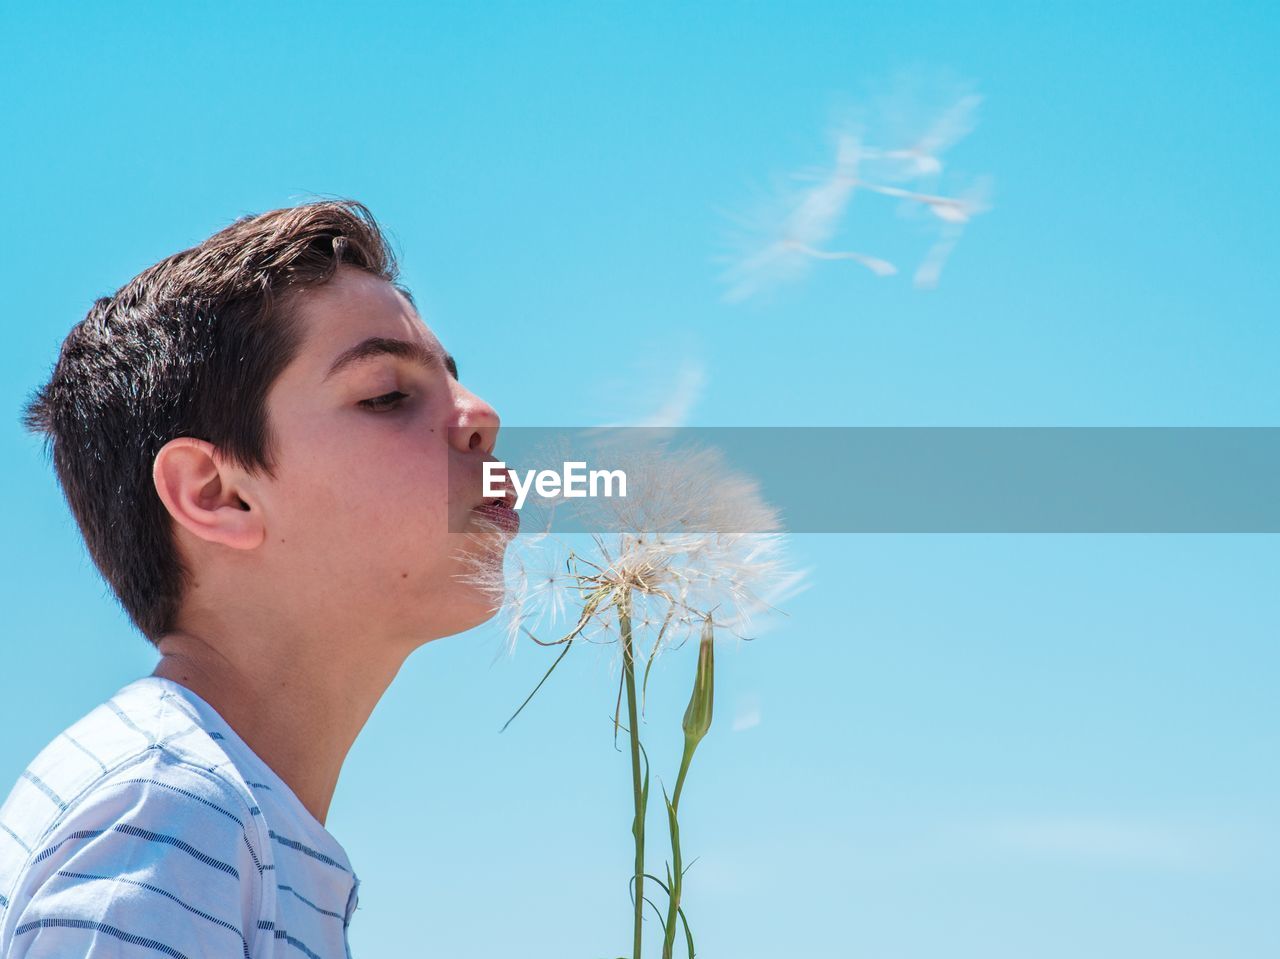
[661,741,696,959]
[619,596,646,959]
[671,740,694,812]
[663,619,714,959]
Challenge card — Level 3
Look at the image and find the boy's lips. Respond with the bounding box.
[472,462,519,535]
[472,499,520,535]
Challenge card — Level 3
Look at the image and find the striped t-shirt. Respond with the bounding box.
[0,676,360,958]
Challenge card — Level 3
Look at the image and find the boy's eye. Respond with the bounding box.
[358,391,410,412]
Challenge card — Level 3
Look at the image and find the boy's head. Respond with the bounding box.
[23,199,509,654]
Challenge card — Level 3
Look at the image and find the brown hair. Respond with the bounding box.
[21,199,412,645]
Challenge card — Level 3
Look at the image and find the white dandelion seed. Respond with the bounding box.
[718,133,877,301]
[863,93,982,180]
[912,175,993,290]
[717,84,991,298]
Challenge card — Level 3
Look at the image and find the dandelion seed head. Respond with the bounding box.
[464,442,808,665]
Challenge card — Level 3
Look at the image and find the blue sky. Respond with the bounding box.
[2,2,1277,957]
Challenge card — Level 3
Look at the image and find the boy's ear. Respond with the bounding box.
[153,438,265,551]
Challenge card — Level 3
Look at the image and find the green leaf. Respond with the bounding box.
[634,740,651,840]
[643,895,667,934]
[612,663,626,750]
[628,871,668,937]
[640,605,677,718]
[639,741,651,810]
[499,636,574,733]
[678,906,696,958]
[501,588,616,734]
[648,871,672,897]
[661,782,682,864]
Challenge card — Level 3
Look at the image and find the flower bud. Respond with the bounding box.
[681,618,715,747]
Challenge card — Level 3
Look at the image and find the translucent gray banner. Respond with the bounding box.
[449,428,1280,533]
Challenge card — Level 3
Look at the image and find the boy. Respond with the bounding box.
[1,200,517,957]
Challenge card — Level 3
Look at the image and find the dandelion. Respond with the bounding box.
[466,443,803,661]
[457,440,807,958]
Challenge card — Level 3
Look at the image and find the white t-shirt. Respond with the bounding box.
[0,676,360,958]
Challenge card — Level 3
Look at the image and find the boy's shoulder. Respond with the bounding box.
[0,677,272,951]
[1,674,262,833]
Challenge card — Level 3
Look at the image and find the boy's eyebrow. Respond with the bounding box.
[323,336,458,382]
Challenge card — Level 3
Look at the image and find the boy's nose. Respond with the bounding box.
[450,387,501,455]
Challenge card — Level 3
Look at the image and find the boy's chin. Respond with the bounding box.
[416,589,502,644]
